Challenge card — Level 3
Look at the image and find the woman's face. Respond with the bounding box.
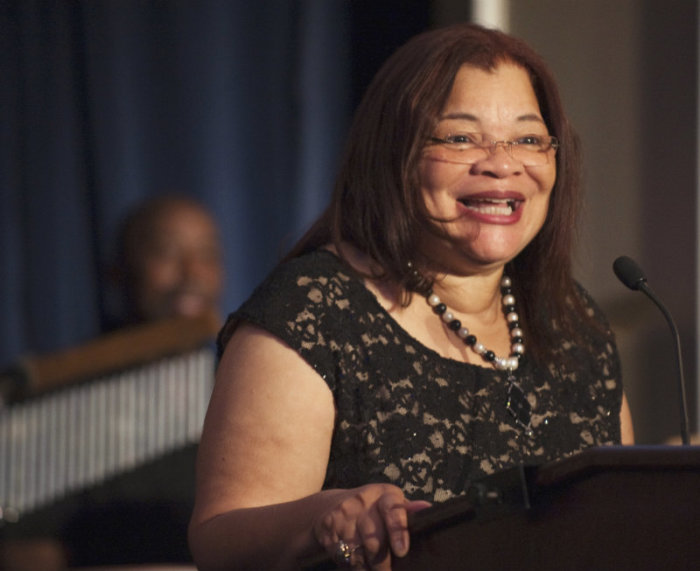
[418,62,557,274]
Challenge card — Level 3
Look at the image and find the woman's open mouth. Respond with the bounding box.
[457,197,521,215]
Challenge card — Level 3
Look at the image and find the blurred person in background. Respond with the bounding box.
[57,194,226,568]
[1,195,225,571]
[108,194,224,328]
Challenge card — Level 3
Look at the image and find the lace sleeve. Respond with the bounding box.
[218,252,355,390]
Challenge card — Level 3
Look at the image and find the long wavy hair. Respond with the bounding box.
[287,22,591,362]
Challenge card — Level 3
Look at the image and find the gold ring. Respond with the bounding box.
[333,539,356,567]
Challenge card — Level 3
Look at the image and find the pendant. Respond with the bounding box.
[506,374,533,436]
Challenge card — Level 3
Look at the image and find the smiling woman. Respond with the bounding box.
[189,22,633,571]
[418,63,557,275]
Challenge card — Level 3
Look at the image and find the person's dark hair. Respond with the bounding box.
[287,22,591,362]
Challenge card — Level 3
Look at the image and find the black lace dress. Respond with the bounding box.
[219,250,623,503]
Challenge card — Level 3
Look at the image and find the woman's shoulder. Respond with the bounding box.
[218,249,361,353]
[571,280,612,330]
[258,249,357,301]
[561,281,620,369]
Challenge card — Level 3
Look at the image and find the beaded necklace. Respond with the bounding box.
[411,265,533,434]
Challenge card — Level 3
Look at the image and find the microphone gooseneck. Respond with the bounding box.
[612,256,690,445]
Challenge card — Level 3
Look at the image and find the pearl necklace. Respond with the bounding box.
[425,275,524,371]
[415,269,533,434]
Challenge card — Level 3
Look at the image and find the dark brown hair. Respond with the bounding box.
[287,22,590,362]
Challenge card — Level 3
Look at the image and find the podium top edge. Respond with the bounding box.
[535,445,700,488]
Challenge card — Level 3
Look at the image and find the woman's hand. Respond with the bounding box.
[313,484,431,570]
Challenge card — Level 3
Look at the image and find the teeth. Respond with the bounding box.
[469,204,512,215]
[460,198,517,215]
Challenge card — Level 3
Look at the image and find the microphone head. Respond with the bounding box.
[613,255,648,290]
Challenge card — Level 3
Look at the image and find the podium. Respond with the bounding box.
[304,446,700,570]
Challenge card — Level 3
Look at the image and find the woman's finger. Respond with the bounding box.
[355,507,387,566]
[375,493,411,558]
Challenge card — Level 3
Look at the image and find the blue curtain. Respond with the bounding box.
[0,0,352,365]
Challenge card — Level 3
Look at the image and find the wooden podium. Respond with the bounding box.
[304,446,700,571]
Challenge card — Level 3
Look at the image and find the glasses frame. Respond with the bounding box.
[427,133,560,166]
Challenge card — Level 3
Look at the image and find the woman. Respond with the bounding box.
[189,23,634,571]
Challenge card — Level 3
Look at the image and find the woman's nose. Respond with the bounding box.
[470,143,524,177]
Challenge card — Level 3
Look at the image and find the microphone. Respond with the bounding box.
[613,255,691,445]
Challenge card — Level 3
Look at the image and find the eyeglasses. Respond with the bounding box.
[427,132,559,166]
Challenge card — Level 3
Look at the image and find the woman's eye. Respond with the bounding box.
[515,135,543,146]
[445,133,476,145]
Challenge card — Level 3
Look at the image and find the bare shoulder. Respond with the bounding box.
[192,323,336,522]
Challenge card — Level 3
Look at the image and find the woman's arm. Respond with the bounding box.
[189,322,335,570]
[188,323,428,571]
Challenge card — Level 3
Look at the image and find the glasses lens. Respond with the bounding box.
[427,135,557,166]
[510,146,550,166]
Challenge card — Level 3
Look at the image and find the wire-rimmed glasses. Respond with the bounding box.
[427,132,559,166]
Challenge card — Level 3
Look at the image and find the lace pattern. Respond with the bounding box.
[220,250,623,502]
